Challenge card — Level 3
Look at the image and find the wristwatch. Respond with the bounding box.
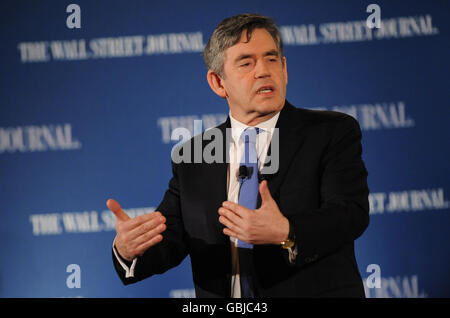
[280,220,296,249]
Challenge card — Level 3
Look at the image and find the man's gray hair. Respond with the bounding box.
[203,13,284,77]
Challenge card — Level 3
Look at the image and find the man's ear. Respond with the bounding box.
[282,56,288,85]
[207,70,227,98]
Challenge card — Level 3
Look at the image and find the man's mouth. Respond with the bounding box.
[256,86,275,94]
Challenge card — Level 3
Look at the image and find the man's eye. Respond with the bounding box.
[241,63,250,67]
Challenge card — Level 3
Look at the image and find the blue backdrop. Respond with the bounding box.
[0,0,449,298]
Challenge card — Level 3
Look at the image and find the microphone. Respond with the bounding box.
[239,165,249,180]
[239,165,273,182]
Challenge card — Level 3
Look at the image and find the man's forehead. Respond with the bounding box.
[237,28,276,46]
[226,28,279,57]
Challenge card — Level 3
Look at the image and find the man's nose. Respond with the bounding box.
[254,60,270,79]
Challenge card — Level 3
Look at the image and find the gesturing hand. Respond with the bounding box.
[218,180,289,245]
[107,199,166,261]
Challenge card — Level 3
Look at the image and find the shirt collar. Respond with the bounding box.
[229,111,280,144]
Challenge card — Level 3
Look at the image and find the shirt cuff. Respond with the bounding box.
[112,238,137,278]
[287,244,298,264]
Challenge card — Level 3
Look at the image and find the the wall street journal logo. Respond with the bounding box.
[158,101,414,147]
[369,188,449,214]
[18,31,204,63]
[0,123,82,154]
[280,14,439,46]
[364,275,427,298]
[29,206,155,236]
[17,15,439,63]
[309,101,415,131]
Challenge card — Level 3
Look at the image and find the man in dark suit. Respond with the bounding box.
[108,13,370,298]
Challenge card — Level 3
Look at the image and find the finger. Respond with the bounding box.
[222,201,250,218]
[223,227,236,237]
[218,207,243,226]
[259,180,273,204]
[219,215,242,235]
[135,234,164,255]
[133,222,166,247]
[120,211,162,232]
[223,228,243,241]
[107,198,130,222]
[128,215,166,240]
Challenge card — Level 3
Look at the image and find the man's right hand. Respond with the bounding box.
[107,198,166,262]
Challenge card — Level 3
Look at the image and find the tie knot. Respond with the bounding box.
[240,127,261,144]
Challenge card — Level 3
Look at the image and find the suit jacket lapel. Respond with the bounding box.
[260,101,308,199]
[203,117,231,243]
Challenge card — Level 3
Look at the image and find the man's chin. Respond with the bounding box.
[254,97,285,113]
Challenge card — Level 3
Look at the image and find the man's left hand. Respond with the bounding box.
[218,180,289,245]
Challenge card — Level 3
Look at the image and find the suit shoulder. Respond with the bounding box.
[293,106,351,122]
[292,106,360,130]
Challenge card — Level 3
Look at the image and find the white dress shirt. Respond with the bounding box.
[227,111,280,298]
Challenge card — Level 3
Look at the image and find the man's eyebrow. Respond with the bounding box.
[234,50,280,63]
[234,54,252,63]
[264,50,279,57]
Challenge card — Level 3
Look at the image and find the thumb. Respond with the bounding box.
[259,180,273,204]
[106,198,130,222]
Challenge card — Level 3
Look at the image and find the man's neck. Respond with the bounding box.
[230,110,280,126]
[229,110,280,131]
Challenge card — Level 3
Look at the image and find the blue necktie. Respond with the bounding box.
[237,127,260,298]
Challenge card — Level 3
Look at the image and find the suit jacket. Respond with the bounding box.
[113,101,370,298]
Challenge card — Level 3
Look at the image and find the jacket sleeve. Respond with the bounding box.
[289,115,370,267]
[112,161,189,285]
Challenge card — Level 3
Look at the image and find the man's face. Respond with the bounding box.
[220,28,288,124]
